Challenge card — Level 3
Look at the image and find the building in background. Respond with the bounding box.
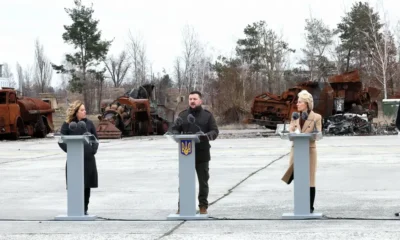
[0,63,11,88]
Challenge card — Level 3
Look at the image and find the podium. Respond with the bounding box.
[166,134,209,220]
[282,133,323,219]
[55,135,98,221]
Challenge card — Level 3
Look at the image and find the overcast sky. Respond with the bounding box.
[1,0,399,88]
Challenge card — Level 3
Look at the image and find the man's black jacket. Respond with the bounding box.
[171,106,219,163]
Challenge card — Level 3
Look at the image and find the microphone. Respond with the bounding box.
[187,114,205,135]
[289,112,301,134]
[77,121,97,143]
[301,111,308,120]
[170,117,183,135]
[77,121,88,132]
[187,114,196,124]
[292,112,299,120]
[69,122,77,131]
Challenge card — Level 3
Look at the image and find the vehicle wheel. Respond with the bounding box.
[139,121,149,136]
[10,131,20,140]
[11,118,24,140]
[34,117,47,138]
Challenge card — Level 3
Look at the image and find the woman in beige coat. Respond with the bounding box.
[284,89,322,213]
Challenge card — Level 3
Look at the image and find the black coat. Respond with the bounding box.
[58,118,99,188]
[396,105,400,130]
[171,106,219,163]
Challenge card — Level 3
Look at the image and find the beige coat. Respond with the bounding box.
[282,110,322,187]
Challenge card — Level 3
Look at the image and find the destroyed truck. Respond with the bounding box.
[0,87,55,140]
[248,70,380,135]
[96,84,175,139]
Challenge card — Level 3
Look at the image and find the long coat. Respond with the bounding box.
[282,110,322,187]
[58,118,99,188]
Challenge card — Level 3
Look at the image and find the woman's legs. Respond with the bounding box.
[84,188,91,214]
[310,187,315,213]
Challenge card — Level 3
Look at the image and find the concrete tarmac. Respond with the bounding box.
[0,131,399,239]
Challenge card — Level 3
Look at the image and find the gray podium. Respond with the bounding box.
[55,135,98,221]
[166,134,209,220]
[282,133,323,219]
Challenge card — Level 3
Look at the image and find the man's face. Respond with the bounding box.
[189,94,202,108]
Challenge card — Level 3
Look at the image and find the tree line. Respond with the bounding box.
[3,1,400,119]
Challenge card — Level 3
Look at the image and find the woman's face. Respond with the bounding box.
[297,99,308,112]
[76,104,86,120]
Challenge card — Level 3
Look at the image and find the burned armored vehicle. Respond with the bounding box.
[96,84,174,139]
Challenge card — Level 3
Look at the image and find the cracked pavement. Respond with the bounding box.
[0,130,399,239]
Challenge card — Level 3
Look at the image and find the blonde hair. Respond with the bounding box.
[65,100,84,123]
[298,90,314,110]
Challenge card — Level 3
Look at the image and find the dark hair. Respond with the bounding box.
[189,91,202,98]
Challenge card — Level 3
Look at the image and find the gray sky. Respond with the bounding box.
[1,0,399,88]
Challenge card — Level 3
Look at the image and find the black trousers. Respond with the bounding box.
[196,162,210,208]
[178,162,210,208]
[85,188,91,212]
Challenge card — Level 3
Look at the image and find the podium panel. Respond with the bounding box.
[55,135,98,221]
[282,133,323,219]
[166,134,209,220]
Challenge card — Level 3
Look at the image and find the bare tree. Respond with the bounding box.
[23,66,34,97]
[390,21,400,96]
[127,30,148,88]
[174,57,183,91]
[33,39,53,93]
[362,6,395,99]
[300,18,334,81]
[104,50,131,87]
[181,25,200,93]
[16,62,24,93]
[396,20,400,58]
[329,39,347,74]
[236,21,294,94]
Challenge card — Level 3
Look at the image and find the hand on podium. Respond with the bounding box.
[197,131,209,141]
[311,132,323,141]
[311,119,323,141]
[171,130,180,135]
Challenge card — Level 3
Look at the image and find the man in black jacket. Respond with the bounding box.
[172,91,219,214]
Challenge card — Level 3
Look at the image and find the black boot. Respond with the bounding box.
[310,187,315,213]
[84,188,91,215]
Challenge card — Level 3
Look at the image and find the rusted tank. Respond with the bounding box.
[328,70,379,118]
[0,87,55,140]
[248,70,380,130]
[96,84,174,139]
[249,81,334,129]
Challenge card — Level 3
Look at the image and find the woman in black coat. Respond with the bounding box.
[58,100,99,215]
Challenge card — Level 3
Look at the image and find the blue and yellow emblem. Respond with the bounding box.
[180,140,192,156]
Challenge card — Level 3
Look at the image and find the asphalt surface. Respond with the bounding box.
[0,130,399,239]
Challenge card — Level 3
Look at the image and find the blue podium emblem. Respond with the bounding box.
[180,140,192,156]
